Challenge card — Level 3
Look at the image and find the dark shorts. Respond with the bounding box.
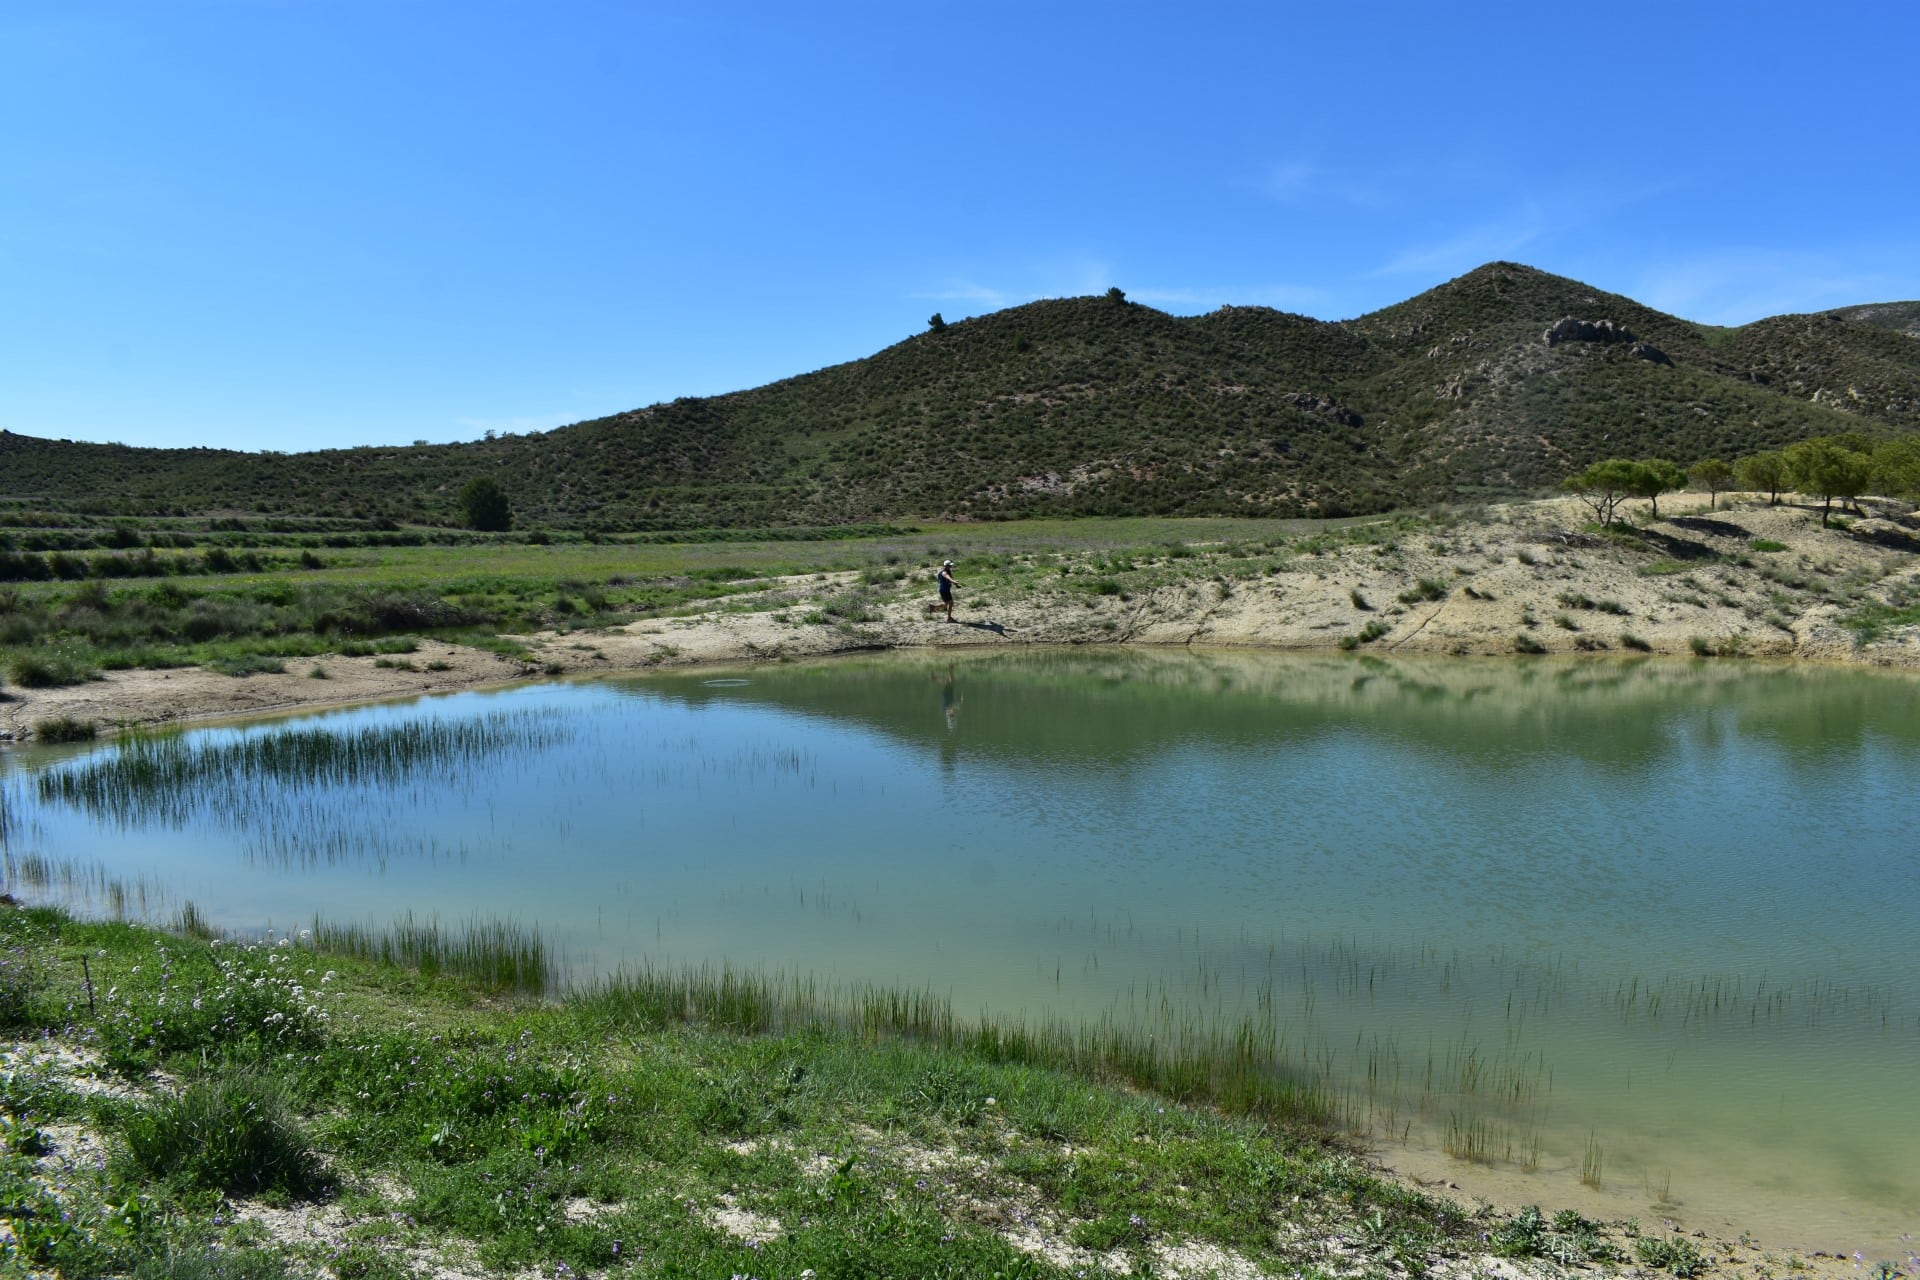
[939,585,953,600]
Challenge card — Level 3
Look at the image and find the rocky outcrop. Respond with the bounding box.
[1629,342,1671,365]
[1282,392,1364,427]
[1544,317,1636,346]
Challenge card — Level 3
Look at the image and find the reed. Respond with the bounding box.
[310,912,553,995]
[1580,1128,1603,1188]
[37,709,571,820]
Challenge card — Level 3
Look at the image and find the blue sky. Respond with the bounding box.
[5,2,1917,452]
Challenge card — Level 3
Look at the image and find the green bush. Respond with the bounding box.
[1635,1234,1706,1276]
[31,716,96,743]
[122,1074,323,1198]
[7,649,99,688]
[1397,578,1447,604]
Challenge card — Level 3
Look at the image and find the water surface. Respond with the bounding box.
[4,651,1916,1250]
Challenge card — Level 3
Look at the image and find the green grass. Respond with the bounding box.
[122,1073,324,1198]
[31,715,97,743]
[7,647,101,687]
[0,902,1610,1280]
[1840,599,1920,644]
[0,515,1392,674]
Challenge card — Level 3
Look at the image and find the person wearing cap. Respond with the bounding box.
[936,560,958,621]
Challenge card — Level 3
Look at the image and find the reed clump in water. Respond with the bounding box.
[36,710,571,822]
[311,912,553,995]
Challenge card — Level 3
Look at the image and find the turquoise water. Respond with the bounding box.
[4,650,1917,1250]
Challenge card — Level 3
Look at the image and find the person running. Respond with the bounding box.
[936,560,958,621]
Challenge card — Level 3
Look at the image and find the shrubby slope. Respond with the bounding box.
[3,263,1915,528]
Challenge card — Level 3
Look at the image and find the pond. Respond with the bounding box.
[3,650,1917,1252]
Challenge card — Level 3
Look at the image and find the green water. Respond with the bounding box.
[4,650,1917,1251]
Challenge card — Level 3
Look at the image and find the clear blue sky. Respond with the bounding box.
[5,2,1916,452]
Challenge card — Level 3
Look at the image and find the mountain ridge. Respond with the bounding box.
[3,262,1915,528]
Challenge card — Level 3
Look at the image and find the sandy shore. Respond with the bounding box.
[5,498,1917,741]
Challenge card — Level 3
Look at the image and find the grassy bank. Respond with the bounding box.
[7,501,1918,708]
[0,513,1378,685]
[0,903,1726,1280]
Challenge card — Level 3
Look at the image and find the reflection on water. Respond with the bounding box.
[3,650,1917,1250]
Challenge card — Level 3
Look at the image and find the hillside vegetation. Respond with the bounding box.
[3,263,1916,529]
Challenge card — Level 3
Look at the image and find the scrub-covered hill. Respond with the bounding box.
[3,262,1916,528]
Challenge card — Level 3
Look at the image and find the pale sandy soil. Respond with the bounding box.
[5,497,1918,742]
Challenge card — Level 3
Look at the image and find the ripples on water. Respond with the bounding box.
[3,651,1917,1248]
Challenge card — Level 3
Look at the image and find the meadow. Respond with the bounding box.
[0,512,1371,689]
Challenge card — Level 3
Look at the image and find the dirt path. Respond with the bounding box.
[5,498,1918,740]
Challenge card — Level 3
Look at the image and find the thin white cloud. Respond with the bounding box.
[1630,247,1920,326]
[908,281,1015,307]
[1370,208,1547,280]
[1365,170,1681,284]
[1258,160,1390,210]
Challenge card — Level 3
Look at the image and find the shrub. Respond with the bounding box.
[123,1074,323,1198]
[7,650,99,688]
[208,655,286,678]
[31,716,96,743]
[458,477,512,532]
[1513,634,1546,654]
[1340,620,1391,649]
[1397,578,1448,604]
[1635,1235,1706,1277]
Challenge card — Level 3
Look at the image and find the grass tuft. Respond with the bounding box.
[122,1073,324,1198]
[31,716,96,743]
[311,912,553,995]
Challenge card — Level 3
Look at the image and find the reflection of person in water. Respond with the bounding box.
[936,666,961,731]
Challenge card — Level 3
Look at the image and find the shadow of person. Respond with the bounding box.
[960,620,1009,636]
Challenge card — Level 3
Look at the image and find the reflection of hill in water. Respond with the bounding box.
[626,651,1920,773]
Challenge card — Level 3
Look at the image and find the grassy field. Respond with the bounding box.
[0,902,1722,1279]
[0,515,1386,687]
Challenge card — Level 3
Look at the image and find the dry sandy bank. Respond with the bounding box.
[5,498,1917,741]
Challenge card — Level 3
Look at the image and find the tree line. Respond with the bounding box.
[1564,433,1920,528]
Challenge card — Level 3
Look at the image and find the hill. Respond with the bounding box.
[3,263,1916,528]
